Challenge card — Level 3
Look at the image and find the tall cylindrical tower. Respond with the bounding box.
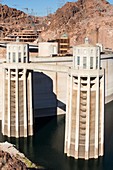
[64,38,105,159]
[2,42,33,137]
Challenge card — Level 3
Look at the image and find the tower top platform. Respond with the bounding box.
[73,38,101,70]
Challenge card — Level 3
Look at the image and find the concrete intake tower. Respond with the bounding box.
[2,42,33,137]
[64,38,105,159]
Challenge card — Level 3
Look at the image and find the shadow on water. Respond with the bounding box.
[0,101,113,170]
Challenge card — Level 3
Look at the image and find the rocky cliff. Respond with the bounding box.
[0,4,46,37]
[1,0,113,49]
[41,0,113,49]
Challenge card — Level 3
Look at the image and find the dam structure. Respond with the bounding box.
[64,38,105,159]
[2,42,33,137]
[0,38,113,159]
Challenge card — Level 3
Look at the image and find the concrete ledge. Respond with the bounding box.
[105,94,113,104]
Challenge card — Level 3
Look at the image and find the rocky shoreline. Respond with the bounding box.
[0,141,44,170]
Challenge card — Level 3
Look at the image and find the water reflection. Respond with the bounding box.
[0,101,113,169]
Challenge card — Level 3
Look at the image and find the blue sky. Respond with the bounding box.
[1,0,113,16]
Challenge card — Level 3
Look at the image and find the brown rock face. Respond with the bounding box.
[0,150,27,170]
[1,0,113,50]
[0,4,43,37]
[40,0,113,50]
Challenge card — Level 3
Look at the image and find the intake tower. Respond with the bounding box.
[64,38,105,159]
[2,42,33,137]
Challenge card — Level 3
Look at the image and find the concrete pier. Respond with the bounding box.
[2,42,33,137]
[64,70,105,159]
[64,39,105,159]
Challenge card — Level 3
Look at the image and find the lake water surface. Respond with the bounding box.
[0,101,113,170]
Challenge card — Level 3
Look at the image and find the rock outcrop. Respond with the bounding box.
[0,142,43,170]
[0,150,27,170]
[41,0,113,49]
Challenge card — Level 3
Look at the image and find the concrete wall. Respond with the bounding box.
[0,57,72,119]
[31,55,113,117]
[0,65,3,120]
[38,42,58,57]
[33,71,57,117]
[33,62,69,117]
[0,54,113,119]
[101,54,113,103]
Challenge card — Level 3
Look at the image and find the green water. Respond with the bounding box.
[0,101,113,170]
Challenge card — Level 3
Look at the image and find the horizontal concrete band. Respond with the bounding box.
[2,63,69,73]
[2,63,104,76]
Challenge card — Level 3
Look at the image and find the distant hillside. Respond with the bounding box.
[41,0,113,49]
[1,0,113,50]
[0,4,47,36]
